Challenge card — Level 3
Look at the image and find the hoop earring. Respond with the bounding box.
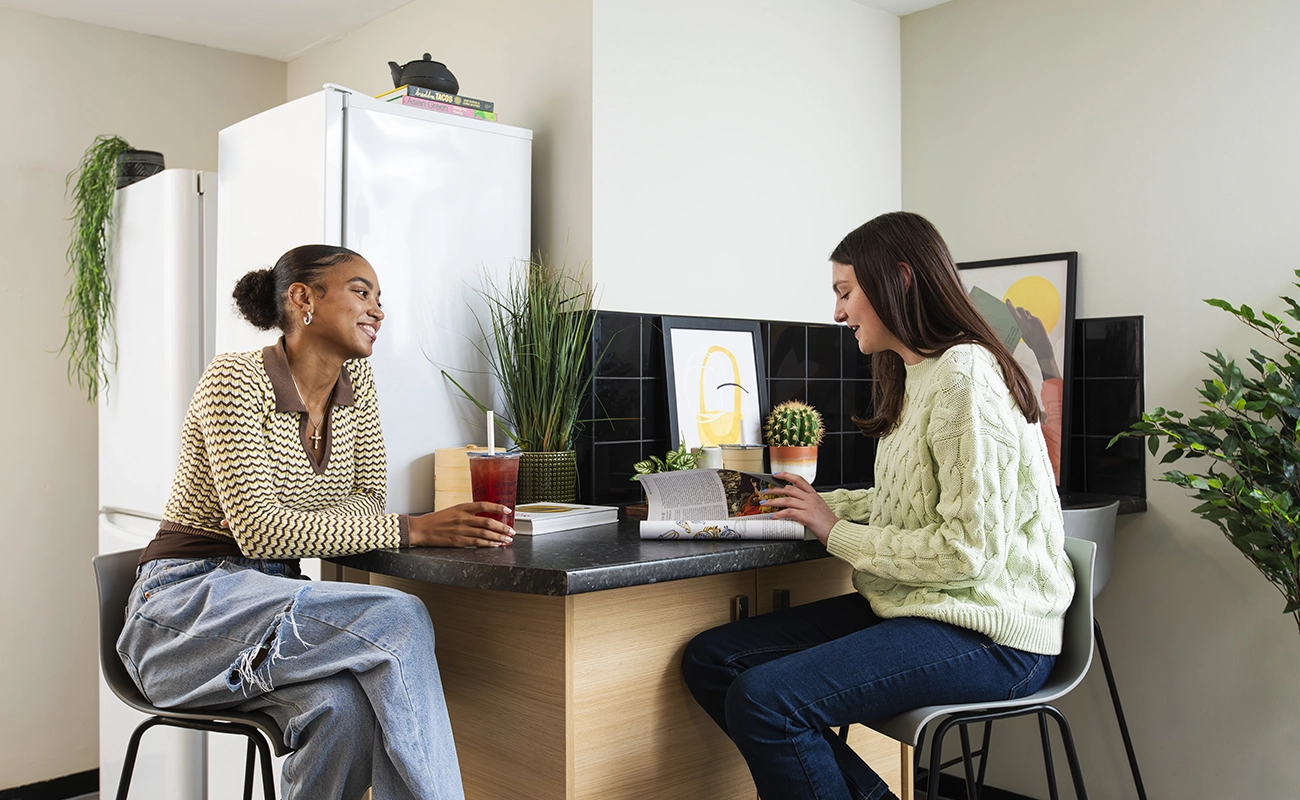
[303,311,313,326]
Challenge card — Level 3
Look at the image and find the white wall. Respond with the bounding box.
[287,0,593,272]
[593,0,901,322]
[0,8,285,788]
[902,0,1300,796]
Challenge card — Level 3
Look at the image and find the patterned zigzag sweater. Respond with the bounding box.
[157,341,409,560]
[821,344,1074,655]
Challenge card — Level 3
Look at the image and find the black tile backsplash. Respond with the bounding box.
[807,380,844,433]
[1072,315,1145,497]
[768,323,807,379]
[641,316,663,375]
[1084,435,1146,497]
[591,441,644,506]
[817,435,842,488]
[594,312,641,378]
[842,327,872,379]
[642,378,668,442]
[844,380,873,432]
[843,432,877,487]
[592,378,640,441]
[577,311,1145,505]
[1082,378,1142,439]
[1082,317,1143,379]
[807,326,842,379]
[768,379,807,408]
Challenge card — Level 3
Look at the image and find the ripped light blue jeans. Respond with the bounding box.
[118,557,464,800]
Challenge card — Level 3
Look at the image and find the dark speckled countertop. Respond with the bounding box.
[327,520,832,596]
[326,493,1144,597]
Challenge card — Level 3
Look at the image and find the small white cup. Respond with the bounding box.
[696,446,723,469]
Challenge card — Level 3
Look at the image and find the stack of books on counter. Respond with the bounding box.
[376,85,497,122]
[512,503,619,535]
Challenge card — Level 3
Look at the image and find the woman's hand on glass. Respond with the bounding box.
[410,503,515,548]
[760,473,840,545]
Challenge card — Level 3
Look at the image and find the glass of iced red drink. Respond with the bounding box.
[467,452,521,527]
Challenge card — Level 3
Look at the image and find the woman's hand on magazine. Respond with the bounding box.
[761,473,839,545]
[410,503,515,548]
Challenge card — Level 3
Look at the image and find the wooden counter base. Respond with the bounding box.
[351,559,911,799]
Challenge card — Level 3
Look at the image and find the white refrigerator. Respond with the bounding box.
[216,84,533,514]
[98,86,531,797]
[98,168,215,799]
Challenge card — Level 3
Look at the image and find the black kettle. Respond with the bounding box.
[388,53,459,94]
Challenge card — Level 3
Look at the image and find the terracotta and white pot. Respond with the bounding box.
[769,445,818,483]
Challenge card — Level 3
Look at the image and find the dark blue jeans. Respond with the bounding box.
[681,592,1055,800]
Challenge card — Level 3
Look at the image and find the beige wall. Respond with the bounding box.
[0,8,285,788]
[287,0,594,271]
[592,0,901,321]
[902,0,1300,796]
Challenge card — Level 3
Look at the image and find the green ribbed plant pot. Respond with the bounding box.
[517,450,578,504]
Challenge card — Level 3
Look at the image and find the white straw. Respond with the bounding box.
[487,410,495,455]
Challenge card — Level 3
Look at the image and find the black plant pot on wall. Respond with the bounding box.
[116,149,165,189]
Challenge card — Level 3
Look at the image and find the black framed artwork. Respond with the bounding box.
[956,252,1078,488]
[661,316,769,450]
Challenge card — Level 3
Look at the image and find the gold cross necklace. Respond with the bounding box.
[290,373,324,450]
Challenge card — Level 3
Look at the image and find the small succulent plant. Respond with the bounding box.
[631,440,699,478]
[764,400,824,447]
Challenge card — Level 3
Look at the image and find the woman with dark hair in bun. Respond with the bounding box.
[118,245,506,799]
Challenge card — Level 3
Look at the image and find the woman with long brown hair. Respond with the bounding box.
[681,212,1075,800]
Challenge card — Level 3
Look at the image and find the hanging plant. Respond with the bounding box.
[61,134,134,401]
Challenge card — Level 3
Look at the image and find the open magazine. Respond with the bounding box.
[635,469,808,540]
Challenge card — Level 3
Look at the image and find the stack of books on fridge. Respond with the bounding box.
[376,85,497,122]
[512,503,619,535]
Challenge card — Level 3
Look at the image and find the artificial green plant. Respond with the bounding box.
[444,255,599,452]
[631,441,699,479]
[62,134,133,401]
[1116,272,1300,634]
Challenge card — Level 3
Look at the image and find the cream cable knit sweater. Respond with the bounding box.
[822,344,1074,655]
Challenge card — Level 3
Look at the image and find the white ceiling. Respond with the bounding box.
[855,0,953,15]
[0,0,955,63]
[0,0,415,61]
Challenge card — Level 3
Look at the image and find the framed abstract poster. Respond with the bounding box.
[661,316,768,451]
[957,252,1078,488]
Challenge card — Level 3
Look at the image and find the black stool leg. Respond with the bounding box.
[958,724,979,800]
[243,738,256,800]
[255,732,277,799]
[1095,619,1148,800]
[927,717,965,800]
[1037,713,1061,800]
[1043,705,1088,800]
[914,722,928,796]
[974,720,993,794]
[116,717,165,800]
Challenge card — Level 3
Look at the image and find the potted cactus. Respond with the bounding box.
[765,400,824,483]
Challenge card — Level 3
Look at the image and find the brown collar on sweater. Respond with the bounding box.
[261,337,357,413]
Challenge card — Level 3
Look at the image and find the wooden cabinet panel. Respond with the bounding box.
[755,556,856,614]
[570,570,758,800]
[359,560,908,800]
[372,576,568,800]
[756,557,912,798]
